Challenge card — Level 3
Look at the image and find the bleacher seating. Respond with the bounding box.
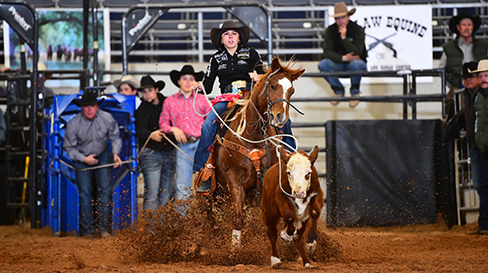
[7,1,488,63]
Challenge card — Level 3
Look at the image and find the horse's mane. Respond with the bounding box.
[230,57,302,136]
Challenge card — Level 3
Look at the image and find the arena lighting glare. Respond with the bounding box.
[303,22,312,29]
[177,23,186,30]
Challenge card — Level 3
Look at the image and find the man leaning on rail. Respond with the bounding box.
[318,2,367,108]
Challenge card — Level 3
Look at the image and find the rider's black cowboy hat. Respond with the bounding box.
[170,65,204,88]
[448,10,481,35]
[137,75,165,91]
[210,20,250,49]
[73,90,104,107]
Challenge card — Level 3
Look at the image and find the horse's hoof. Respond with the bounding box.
[271,256,281,268]
[306,240,317,254]
[304,262,314,269]
[280,229,297,242]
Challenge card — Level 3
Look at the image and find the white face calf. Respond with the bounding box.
[286,153,312,199]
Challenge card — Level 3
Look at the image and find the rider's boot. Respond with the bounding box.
[195,177,211,193]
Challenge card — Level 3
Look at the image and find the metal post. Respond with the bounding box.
[411,74,417,120]
[92,0,100,86]
[30,10,39,229]
[82,0,89,89]
[198,12,203,63]
[267,11,272,63]
[402,74,408,120]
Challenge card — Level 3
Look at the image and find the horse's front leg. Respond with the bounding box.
[226,170,246,248]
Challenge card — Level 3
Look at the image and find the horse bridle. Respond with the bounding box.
[262,68,305,127]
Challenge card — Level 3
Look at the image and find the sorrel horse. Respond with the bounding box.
[261,146,323,268]
[211,57,305,246]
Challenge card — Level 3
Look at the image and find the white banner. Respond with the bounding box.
[349,5,433,83]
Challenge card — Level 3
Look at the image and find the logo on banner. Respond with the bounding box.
[354,5,431,72]
[128,12,152,36]
[8,6,32,31]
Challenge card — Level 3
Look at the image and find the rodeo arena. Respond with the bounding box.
[1,0,488,272]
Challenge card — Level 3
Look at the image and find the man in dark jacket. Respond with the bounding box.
[468,60,488,234]
[135,75,176,210]
[318,2,367,108]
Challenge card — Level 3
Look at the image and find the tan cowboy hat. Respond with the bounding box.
[330,2,356,18]
[210,20,250,49]
[469,59,488,74]
[113,75,140,91]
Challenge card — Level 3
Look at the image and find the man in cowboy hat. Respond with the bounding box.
[465,59,488,235]
[159,65,210,208]
[440,10,488,89]
[318,2,367,108]
[113,75,141,109]
[135,75,177,211]
[63,90,122,238]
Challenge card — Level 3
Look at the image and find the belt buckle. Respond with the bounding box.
[231,80,247,95]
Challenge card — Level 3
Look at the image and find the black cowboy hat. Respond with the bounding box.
[448,10,481,35]
[138,75,165,91]
[169,65,204,88]
[210,20,250,49]
[462,61,479,78]
[73,90,104,107]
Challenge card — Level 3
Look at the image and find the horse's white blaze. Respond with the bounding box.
[287,153,312,198]
[278,77,292,120]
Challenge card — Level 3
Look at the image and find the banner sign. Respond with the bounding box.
[0,3,35,48]
[353,5,432,73]
[125,7,166,51]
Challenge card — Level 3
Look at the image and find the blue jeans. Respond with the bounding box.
[318,58,366,95]
[175,141,199,214]
[139,148,176,211]
[72,147,112,236]
[193,101,229,172]
[193,102,296,172]
[475,149,488,230]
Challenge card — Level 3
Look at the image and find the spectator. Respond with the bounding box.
[63,91,122,238]
[159,65,210,208]
[440,10,488,90]
[318,2,367,108]
[459,62,486,235]
[192,20,295,193]
[469,59,488,235]
[135,75,176,211]
[113,75,142,109]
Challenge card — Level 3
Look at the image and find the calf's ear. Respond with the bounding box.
[279,146,290,163]
[308,145,319,165]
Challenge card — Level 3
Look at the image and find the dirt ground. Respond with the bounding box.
[1,201,488,273]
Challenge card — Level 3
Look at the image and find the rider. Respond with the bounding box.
[193,20,296,193]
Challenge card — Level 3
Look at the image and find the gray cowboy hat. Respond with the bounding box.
[137,75,165,91]
[448,10,481,35]
[73,90,104,107]
[113,75,140,92]
[210,20,250,49]
[170,65,204,88]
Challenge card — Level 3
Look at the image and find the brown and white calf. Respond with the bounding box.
[261,146,324,268]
